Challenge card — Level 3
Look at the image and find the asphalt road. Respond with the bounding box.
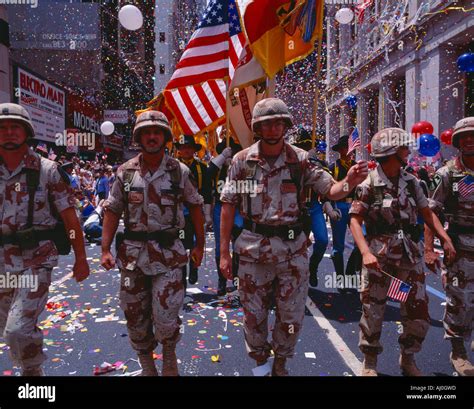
[0,227,466,377]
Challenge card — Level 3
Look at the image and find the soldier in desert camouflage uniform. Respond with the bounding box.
[101,111,204,376]
[0,103,89,376]
[349,128,455,376]
[425,117,474,376]
[219,98,368,375]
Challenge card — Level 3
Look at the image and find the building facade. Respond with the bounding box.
[323,0,474,163]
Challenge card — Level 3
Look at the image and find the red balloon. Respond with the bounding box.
[368,160,377,170]
[365,143,372,154]
[440,129,453,145]
[412,121,434,136]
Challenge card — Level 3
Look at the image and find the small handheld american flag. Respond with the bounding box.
[386,275,412,303]
[347,127,361,155]
[457,175,474,198]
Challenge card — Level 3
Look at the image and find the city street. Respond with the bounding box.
[0,227,457,377]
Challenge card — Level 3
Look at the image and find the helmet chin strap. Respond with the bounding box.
[396,151,407,167]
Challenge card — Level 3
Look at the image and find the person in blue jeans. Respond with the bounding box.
[207,138,243,296]
[329,135,361,292]
[293,128,332,287]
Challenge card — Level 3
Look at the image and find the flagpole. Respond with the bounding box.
[311,35,324,149]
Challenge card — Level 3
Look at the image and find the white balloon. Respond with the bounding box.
[335,8,354,25]
[118,5,143,31]
[101,121,115,136]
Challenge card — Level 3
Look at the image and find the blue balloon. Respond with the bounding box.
[418,134,440,157]
[457,53,474,73]
[317,141,327,152]
[346,95,357,109]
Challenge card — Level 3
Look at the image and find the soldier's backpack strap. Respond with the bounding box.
[446,162,460,214]
[122,169,136,206]
[25,168,40,229]
[168,160,183,227]
[285,146,305,214]
[369,171,384,207]
[406,178,417,201]
[244,160,258,219]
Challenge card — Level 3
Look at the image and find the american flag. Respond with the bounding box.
[163,0,248,135]
[355,0,374,23]
[347,127,361,155]
[457,175,474,198]
[36,142,48,153]
[387,276,412,303]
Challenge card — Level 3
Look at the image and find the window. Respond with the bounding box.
[159,64,165,74]
[159,32,165,43]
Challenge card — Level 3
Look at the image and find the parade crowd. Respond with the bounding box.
[0,99,472,377]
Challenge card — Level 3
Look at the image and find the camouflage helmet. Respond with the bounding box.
[0,103,35,138]
[251,98,293,133]
[371,127,414,158]
[452,117,474,149]
[133,110,172,143]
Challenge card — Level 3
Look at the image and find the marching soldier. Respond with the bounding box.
[425,117,474,376]
[349,128,456,376]
[101,111,205,376]
[0,103,89,376]
[219,98,368,375]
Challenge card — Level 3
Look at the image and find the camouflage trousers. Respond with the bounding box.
[238,253,309,361]
[443,253,474,341]
[359,262,430,355]
[119,267,184,353]
[0,267,52,370]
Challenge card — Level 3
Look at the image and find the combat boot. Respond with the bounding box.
[450,338,474,376]
[162,342,179,376]
[138,352,158,376]
[22,366,44,376]
[361,353,378,376]
[400,353,423,376]
[272,355,289,376]
[188,262,198,285]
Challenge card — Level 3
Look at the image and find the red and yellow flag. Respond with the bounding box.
[239,0,324,78]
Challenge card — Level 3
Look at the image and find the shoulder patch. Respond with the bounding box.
[429,174,442,191]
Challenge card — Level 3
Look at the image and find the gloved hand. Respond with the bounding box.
[211,147,233,169]
[323,202,342,222]
[204,204,213,229]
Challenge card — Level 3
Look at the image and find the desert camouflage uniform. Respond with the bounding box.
[429,157,474,341]
[104,153,203,352]
[350,165,430,355]
[0,148,75,370]
[220,141,335,361]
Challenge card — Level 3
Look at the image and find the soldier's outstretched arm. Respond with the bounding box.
[219,202,235,280]
[188,204,205,267]
[326,160,369,201]
[420,207,456,267]
[59,207,90,282]
[101,210,120,270]
[350,214,380,271]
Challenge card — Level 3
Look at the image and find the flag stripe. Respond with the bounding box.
[194,84,220,123]
[209,80,226,112]
[167,89,198,134]
[178,88,208,131]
